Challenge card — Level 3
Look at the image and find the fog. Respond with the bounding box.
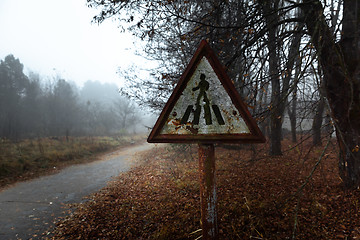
[0,54,154,140]
[0,0,137,86]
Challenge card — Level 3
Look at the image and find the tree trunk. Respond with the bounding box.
[262,0,304,155]
[288,55,301,143]
[312,96,325,146]
[288,95,297,143]
[302,0,360,189]
[324,113,333,136]
[262,0,282,155]
[258,80,270,138]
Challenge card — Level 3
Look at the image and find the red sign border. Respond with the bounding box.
[147,40,265,144]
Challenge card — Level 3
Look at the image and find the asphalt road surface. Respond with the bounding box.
[0,142,153,240]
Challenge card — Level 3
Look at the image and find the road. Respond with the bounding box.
[0,142,153,240]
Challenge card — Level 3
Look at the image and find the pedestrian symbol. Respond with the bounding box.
[180,74,225,126]
[147,39,265,240]
[147,40,265,143]
[193,73,210,106]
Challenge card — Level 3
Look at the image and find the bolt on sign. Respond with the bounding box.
[148,40,265,143]
[148,40,265,240]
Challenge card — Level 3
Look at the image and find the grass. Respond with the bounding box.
[0,135,145,188]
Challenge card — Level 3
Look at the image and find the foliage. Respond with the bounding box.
[49,138,360,239]
[0,55,29,139]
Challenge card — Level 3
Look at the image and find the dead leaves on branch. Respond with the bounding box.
[50,140,360,239]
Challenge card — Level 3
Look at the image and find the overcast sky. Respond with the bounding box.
[0,0,144,87]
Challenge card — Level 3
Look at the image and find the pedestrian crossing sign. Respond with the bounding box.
[148,40,265,143]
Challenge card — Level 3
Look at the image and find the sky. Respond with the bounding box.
[0,0,145,87]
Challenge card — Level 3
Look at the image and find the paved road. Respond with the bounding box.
[0,142,153,240]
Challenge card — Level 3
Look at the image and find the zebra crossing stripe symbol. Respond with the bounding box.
[147,40,265,144]
[180,104,225,126]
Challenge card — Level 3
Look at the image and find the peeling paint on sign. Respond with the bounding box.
[160,57,250,135]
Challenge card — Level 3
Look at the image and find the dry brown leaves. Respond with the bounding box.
[48,139,360,239]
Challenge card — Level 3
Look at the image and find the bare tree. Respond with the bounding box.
[112,97,140,133]
[301,0,360,188]
[88,0,360,188]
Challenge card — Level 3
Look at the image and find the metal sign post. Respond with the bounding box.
[198,144,218,239]
[147,40,265,240]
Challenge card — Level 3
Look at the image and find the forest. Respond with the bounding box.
[3,0,360,238]
[0,54,142,141]
[86,0,360,190]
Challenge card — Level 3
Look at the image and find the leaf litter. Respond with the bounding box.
[46,139,360,239]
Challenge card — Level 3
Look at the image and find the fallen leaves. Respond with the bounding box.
[48,139,360,239]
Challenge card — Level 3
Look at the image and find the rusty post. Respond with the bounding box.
[198,143,219,240]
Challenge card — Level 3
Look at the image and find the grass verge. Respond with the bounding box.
[0,135,145,189]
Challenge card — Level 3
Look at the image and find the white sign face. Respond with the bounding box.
[160,57,250,135]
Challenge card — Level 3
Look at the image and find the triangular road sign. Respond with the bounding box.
[148,40,265,143]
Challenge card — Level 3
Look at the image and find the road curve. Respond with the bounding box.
[0,142,153,240]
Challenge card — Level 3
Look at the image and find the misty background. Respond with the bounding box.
[0,0,141,86]
[0,54,155,140]
[0,0,157,141]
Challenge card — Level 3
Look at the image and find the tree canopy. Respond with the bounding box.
[87,0,360,189]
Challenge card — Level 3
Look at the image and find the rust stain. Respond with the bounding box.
[198,144,219,239]
[186,125,199,134]
[147,40,265,143]
[167,118,181,126]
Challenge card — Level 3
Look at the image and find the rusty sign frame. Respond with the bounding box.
[148,40,265,144]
